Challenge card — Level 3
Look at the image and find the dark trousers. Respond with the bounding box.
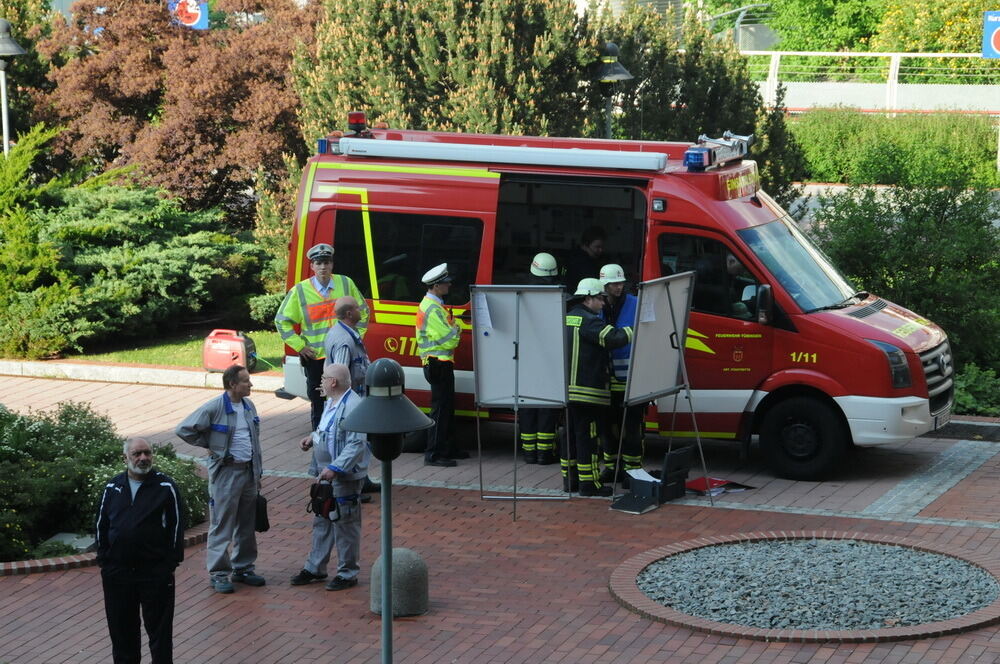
[102,571,175,664]
[423,358,455,461]
[564,403,602,485]
[304,356,326,431]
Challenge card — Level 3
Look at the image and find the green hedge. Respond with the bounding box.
[0,402,207,562]
[790,109,1000,188]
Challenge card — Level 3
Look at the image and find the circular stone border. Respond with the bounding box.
[609,531,1000,643]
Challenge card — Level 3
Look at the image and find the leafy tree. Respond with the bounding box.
[873,0,994,53]
[0,0,56,138]
[36,0,318,226]
[293,0,589,142]
[585,5,761,141]
[768,0,884,52]
[808,181,1000,372]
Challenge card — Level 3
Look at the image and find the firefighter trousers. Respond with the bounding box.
[519,408,559,455]
[602,393,646,471]
[563,403,604,488]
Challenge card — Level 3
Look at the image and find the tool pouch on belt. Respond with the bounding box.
[307,480,341,522]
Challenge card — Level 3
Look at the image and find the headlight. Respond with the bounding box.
[866,339,911,388]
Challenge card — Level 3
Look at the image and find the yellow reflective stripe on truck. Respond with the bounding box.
[319,162,500,180]
[315,185,378,299]
[296,160,497,289]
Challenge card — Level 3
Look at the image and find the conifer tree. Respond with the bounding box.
[293,0,590,141]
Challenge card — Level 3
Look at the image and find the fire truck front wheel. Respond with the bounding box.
[760,397,849,481]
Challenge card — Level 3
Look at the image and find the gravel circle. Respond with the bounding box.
[636,539,1000,631]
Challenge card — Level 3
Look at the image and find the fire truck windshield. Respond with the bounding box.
[737,217,856,313]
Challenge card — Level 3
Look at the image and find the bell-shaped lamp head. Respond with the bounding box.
[342,358,433,461]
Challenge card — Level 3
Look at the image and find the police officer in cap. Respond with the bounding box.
[275,243,370,431]
[415,263,466,467]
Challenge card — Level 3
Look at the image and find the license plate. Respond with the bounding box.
[933,409,952,430]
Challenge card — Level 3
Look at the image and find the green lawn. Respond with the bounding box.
[65,329,286,372]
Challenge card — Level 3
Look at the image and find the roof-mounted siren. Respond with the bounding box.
[683,131,754,172]
[319,111,380,155]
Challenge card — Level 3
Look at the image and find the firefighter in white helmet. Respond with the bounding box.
[519,252,561,466]
[563,277,632,496]
[598,263,646,487]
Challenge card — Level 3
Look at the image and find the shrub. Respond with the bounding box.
[0,403,207,562]
[809,183,1000,372]
[248,292,285,327]
[790,109,1000,188]
[953,364,1000,417]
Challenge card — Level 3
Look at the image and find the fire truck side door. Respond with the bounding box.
[654,228,773,440]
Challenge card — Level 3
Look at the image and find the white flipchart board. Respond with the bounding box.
[470,285,568,409]
[624,272,695,406]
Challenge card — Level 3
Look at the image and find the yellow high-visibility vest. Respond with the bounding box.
[415,294,460,364]
[275,275,369,357]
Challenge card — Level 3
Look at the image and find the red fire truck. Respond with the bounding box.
[279,112,954,479]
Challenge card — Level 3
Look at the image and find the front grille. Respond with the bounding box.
[848,298,888,318]
[920,341,954,414]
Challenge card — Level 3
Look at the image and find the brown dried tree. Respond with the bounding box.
[37,0,318,226]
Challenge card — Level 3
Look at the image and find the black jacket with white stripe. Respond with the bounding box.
[95,469,186,579]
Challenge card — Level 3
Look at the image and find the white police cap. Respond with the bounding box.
[422,263,453,286]
[307,243,334,261]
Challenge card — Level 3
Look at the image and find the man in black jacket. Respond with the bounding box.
[96,438,186,664]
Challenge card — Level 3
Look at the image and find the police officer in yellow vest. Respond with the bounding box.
[564,278,633,496]
[275,243,370,430]
[416,263,464,467]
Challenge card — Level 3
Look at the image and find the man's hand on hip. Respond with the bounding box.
[300,347,317,360]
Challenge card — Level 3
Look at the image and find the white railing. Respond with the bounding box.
[742,51,999,114]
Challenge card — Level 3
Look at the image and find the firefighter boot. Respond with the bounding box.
[537,450,555,465]
[523,449,538,464]
[578,482,613,497]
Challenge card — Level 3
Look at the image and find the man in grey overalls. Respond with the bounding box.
[176,364,264,594]
[290,363,372,591]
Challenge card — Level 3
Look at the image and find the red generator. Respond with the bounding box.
[203,329,257,373]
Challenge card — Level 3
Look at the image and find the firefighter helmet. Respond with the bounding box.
[573,278,605,297]
[530,252,558,277]
[599,263,626,285]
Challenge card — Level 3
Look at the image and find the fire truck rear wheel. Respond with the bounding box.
[760,397,848,481]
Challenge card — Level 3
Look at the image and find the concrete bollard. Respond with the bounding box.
[370,547,428,617]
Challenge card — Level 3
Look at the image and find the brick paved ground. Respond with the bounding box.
[1,375,1000,664]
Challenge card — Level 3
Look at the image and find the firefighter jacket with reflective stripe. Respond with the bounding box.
[95,469,186,579]
[274,275,369,356]
[604,293,638,391]
[566,303,633,406]
[416,293,460,364]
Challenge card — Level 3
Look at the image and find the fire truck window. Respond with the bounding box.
[494,180,644,288]
[334,210,482,304]
[659,234,758,320]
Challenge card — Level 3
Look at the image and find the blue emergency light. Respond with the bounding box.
[683,131,754,172]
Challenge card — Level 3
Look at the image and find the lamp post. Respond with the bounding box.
[342,358,432,664]
[596,42,633,140]
[0,19,24,158]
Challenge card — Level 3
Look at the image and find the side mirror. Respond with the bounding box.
[756,284,773,325]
